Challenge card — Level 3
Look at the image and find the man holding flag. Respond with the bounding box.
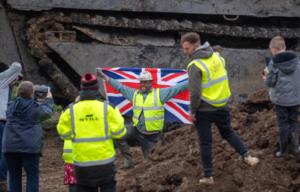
[96,69,188,169]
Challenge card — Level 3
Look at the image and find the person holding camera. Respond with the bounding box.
[2,81,53,192]
[264,36,300,157]
[0,61,22,191]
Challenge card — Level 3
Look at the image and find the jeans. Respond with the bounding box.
[275,104,299,138]
[75,180,116,192]
[115,124,161,158]
[0,122,8,181]
[194,107,249,177]
[5,153,40,192]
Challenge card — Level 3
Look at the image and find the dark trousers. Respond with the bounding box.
[5,153,40,192]
[75,180,116,192]
[115,124,161,158]
[275,105,299,138]
[194,107,249,177]
[0,122,8,182]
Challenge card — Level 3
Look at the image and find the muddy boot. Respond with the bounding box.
[199,177,214,185]
[243,155,259,166]
[114,140,134,169]
[291,132,300,156]
[0,180,8,192]
[275,137,288,158]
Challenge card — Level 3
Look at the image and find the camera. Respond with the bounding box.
[34,85,50,104]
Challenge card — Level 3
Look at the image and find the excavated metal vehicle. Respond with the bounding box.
[1,0,300,105]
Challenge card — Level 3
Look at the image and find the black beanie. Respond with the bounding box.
[0,62,9,73]
[81,73,99,90]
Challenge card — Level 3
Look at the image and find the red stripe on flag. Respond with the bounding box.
[145,68,158,85]
[116,71,137,79]
[120,102,133,114]
[165,101,192,123]
[161,73,184,82]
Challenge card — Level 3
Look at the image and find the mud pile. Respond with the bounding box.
[117,90,300,192]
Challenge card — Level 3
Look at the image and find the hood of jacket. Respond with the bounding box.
[190,42,214,60]
[272,51,299,74]
[12,96,35,116]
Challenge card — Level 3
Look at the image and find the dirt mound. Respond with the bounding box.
[117,90,300,192]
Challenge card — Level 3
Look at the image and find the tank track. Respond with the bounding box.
[29,12,300,40]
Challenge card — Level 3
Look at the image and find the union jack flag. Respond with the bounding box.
[102,68,191,124]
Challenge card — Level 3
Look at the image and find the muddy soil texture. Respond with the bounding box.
[32,90,300,192]
[117,90,300,192]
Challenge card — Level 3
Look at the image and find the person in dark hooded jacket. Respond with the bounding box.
[2,81,53,192]
[264,36,300,158]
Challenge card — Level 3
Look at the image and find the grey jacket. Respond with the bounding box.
[188,42,225,113]
[265,51,300,106]
[0,62,22,120]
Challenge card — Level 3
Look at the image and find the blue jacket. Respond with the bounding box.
[265,51,300,106]
[2,97,53,154]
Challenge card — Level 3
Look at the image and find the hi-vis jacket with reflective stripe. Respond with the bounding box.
[57,100,126,167]
[63,140,73,164]
[187,52,231,107]
[132,89,164,132]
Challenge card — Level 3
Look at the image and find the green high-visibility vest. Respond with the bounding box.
[132,89,164,132]
[187,52,231,107]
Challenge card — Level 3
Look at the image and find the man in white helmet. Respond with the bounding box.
[96,69,188,169]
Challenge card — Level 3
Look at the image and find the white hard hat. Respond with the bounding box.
[138,71,153,81]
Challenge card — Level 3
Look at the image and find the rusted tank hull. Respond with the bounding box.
[7,0,300,17]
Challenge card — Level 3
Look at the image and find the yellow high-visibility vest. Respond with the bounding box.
[62,140,73,164]
[57,100,126,167]
[187,52,231,107]
[132,89,164,132]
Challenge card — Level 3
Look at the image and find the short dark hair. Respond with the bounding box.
[17,81,34,99]
[181,32,201,45]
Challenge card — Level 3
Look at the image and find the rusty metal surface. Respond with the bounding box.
[73,26,176,46]
[46,31,76,42]
[28,12,300,41]
[45,41,298,104]
[7,0,300,17]
[0,3,21,64]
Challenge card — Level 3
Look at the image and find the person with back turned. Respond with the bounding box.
[57,73,126,192]
[182,32,259,185]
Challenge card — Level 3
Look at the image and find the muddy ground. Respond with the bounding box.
[32,90,300,192]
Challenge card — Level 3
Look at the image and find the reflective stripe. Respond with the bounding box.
[143,106,165,111]
[111,127,125,135]
[194,58,228,88]
[201,96,230,104]
[63,149,73,153]
[145,116,164,121]
[214,53,225,68]
[132,106,143,110]
[154,89,158,106]
[73,156,115,167]
[104,101,109,139]
[133,115,139,120]
[72,135,112,143]
[59,132,72,138]
[133,91,138,107]
[70,103,76,138]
